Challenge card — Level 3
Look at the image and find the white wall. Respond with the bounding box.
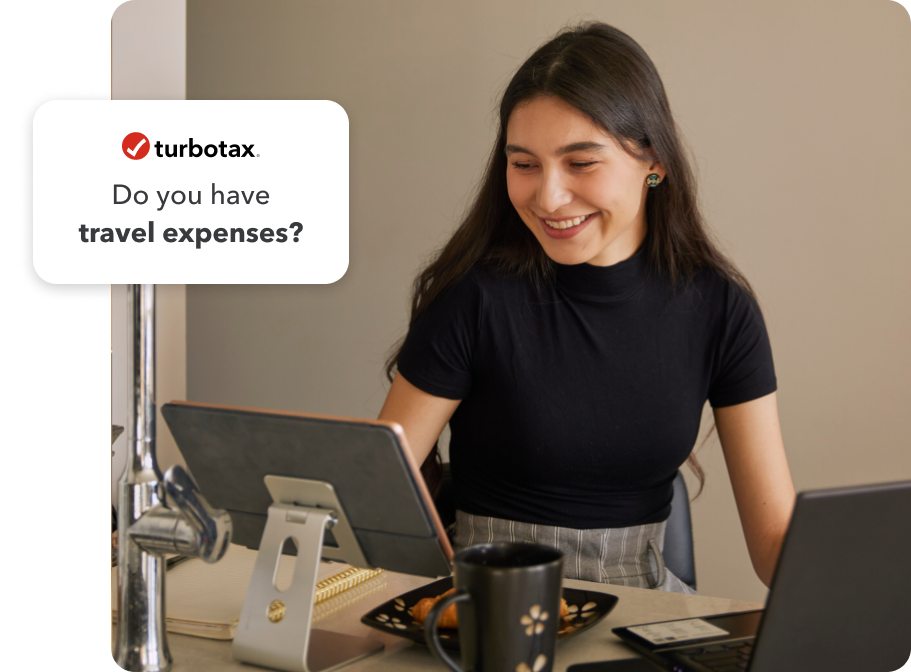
[112,0,186,100]
[111,0,188,504]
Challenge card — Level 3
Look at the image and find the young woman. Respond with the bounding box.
[379,22,794,593]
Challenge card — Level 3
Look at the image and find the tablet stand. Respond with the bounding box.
[232,475,384,672]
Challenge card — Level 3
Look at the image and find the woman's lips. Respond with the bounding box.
[539,213,595,239]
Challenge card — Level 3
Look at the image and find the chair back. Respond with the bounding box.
[663,471,697,590]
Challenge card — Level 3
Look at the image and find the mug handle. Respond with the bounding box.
[424,591,471,672]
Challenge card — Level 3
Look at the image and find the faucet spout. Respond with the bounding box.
[130,466,231,561]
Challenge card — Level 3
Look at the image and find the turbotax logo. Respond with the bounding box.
[121,133,258,160]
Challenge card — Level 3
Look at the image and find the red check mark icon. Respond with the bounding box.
[126,138,147,157]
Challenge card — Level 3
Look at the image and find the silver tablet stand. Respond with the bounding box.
[114,285,232,672]
[232,475,384,672]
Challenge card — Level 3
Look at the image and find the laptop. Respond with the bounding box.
[606,480,911,672]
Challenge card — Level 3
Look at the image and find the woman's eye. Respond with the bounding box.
[511,161,534,170]
[571,161,597,169]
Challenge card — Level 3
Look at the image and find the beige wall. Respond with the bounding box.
[184,0,911,602]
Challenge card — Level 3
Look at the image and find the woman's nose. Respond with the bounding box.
[536,169,573,214]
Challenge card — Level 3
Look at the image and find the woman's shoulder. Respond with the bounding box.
[680,264,755,304]
[421,264,502,318]
[656,264,762,328]
[684,266,767,337]
[419,264,543,327]
[446,263,535,300]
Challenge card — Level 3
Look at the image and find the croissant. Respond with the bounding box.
[412,588,458,628]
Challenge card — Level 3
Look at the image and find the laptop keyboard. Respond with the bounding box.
[673,640,754,671]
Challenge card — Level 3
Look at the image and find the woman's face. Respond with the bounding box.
[505,95,664,267]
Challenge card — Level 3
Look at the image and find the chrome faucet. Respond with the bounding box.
[114,284,232,672]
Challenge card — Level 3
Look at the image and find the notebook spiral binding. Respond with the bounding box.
[315,567,385,604]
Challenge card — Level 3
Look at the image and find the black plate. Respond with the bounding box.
[361,577,619,651]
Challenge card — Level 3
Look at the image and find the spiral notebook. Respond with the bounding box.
[111,544,385,639]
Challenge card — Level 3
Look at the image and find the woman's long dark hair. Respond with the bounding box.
[387,22,752,497]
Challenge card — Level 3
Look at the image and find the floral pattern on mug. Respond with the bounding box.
[520,604,549,636]
[516,653,547,672]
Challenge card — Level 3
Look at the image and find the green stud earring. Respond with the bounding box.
[646,174,662,187]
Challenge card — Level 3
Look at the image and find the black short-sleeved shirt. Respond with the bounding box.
[398,245,776,529]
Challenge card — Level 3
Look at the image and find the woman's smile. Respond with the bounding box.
[539,212,597,238]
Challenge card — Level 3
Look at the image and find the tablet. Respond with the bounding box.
[161,400,453,578]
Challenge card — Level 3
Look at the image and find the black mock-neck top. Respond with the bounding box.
[398,245,776,529]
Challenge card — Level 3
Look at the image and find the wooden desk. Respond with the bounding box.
[158,571,762,671]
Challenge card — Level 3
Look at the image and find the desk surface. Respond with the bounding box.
[158,571,762,672]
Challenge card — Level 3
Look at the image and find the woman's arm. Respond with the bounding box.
[714,391,796,587]
[378,373,461,464]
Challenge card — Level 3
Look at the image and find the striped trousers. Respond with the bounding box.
[453,510,696,595]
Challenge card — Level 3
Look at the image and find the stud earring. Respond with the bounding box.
[646,174,662,187]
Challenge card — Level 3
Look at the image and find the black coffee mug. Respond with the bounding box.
[424,542,564,672]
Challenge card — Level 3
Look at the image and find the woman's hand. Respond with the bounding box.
[378,373,461,465]
[714,392,796,587]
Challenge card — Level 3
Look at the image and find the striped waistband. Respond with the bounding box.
[453,510,694,594]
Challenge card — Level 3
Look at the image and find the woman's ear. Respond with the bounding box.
[642,150,666,181]
[649,162,667,182]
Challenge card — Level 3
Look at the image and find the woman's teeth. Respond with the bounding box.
[544,215,588,230]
